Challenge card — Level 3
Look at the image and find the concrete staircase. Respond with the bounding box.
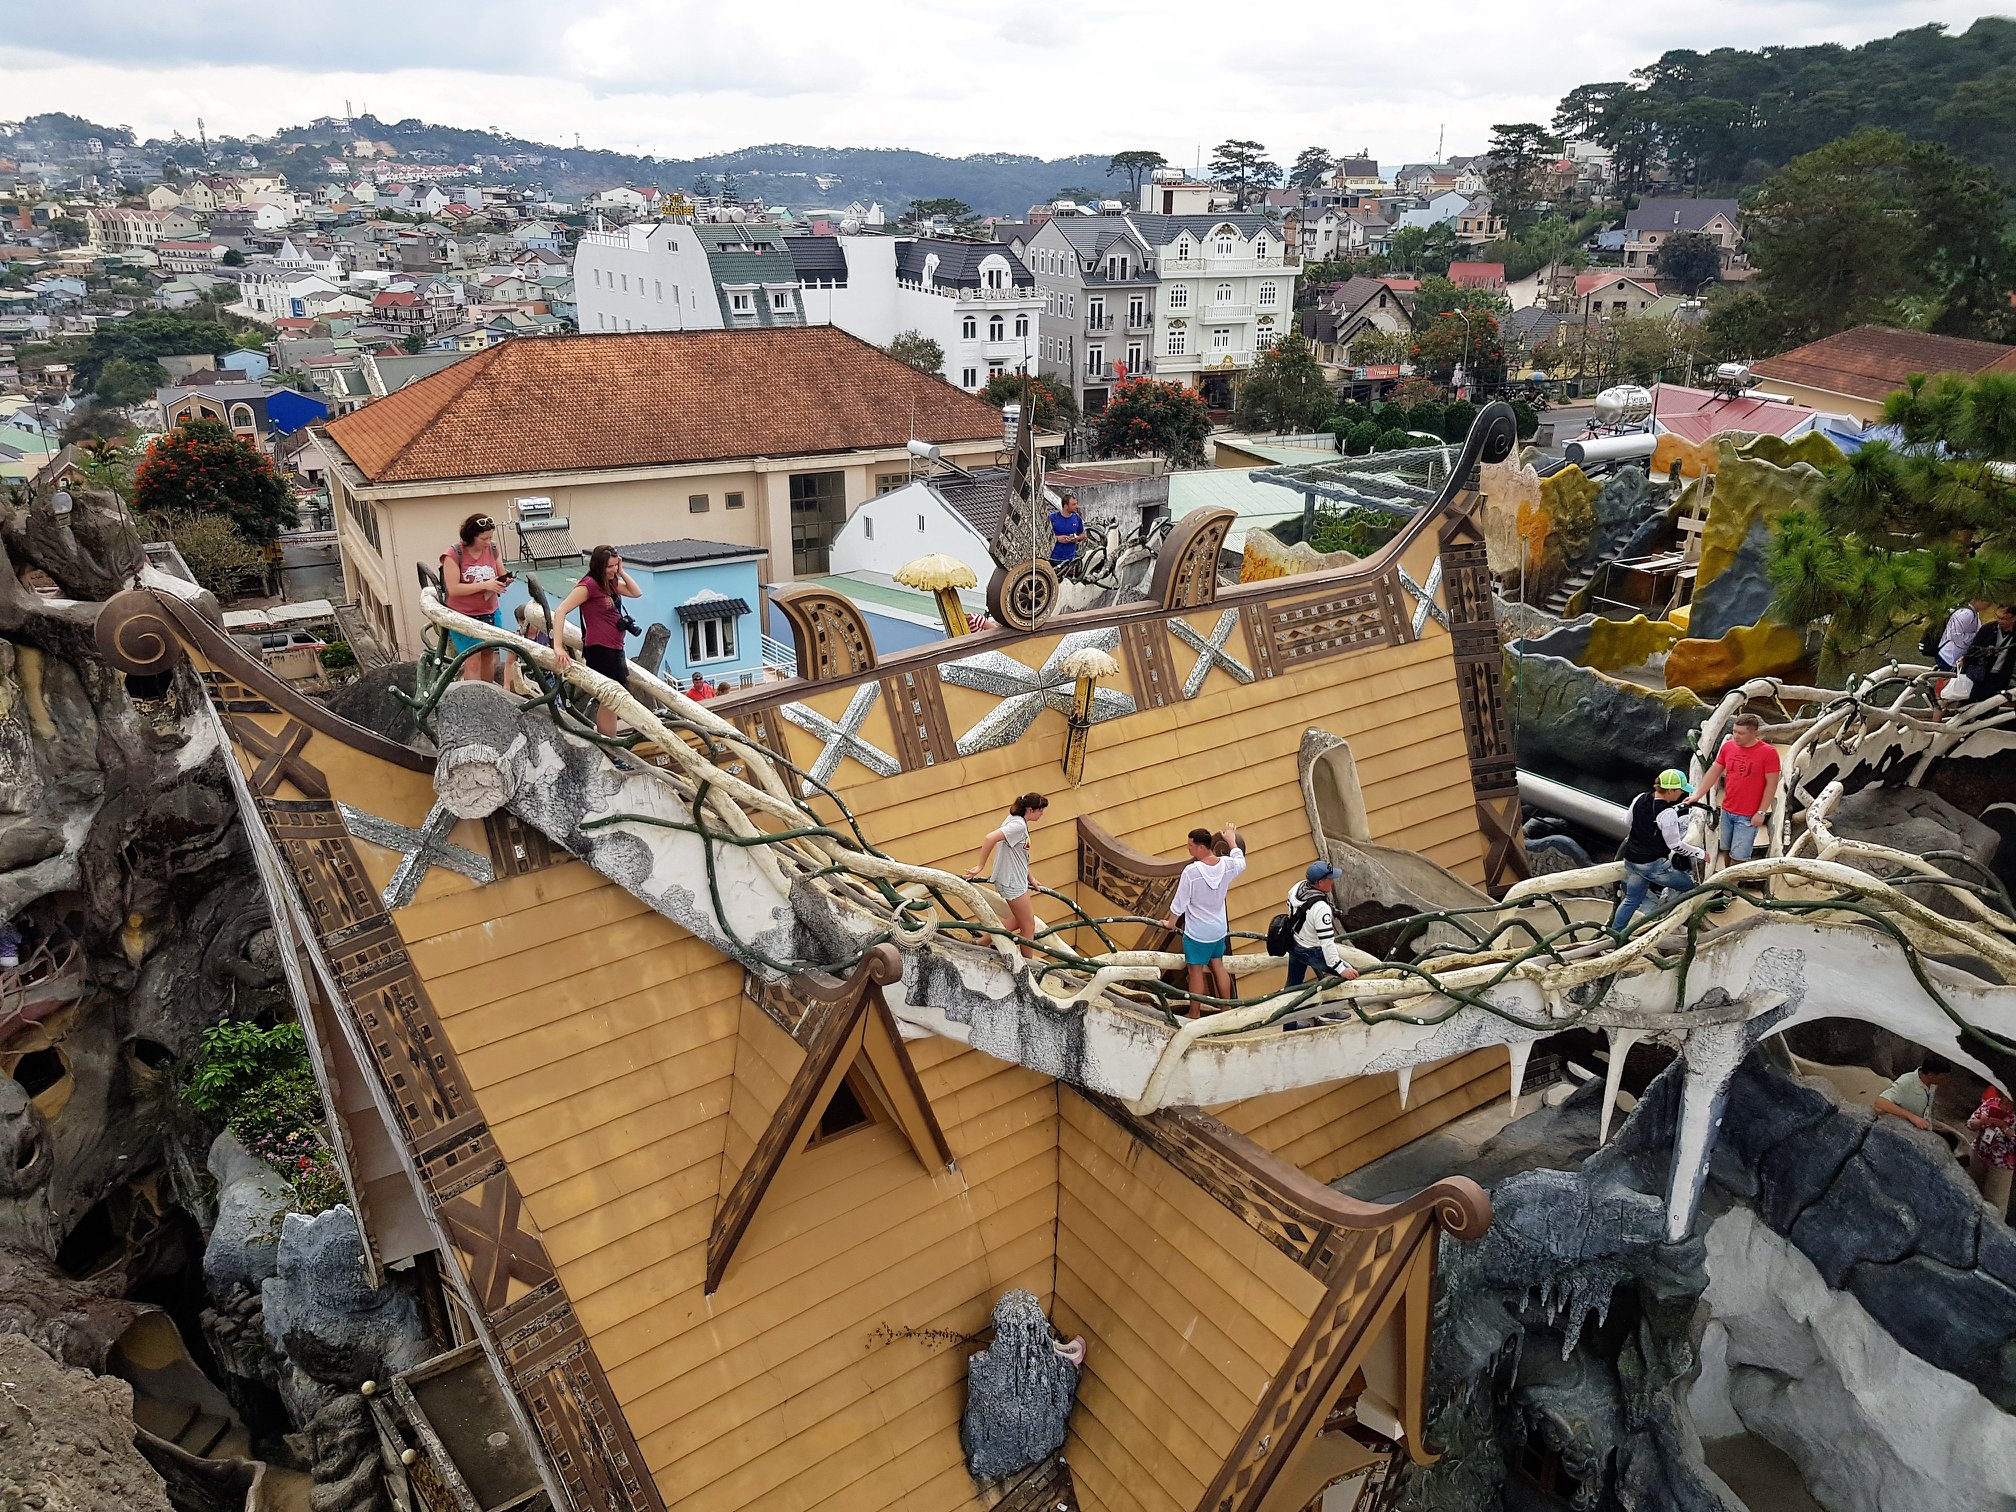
[1542,564,1598,617]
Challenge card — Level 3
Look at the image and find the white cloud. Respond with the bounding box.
[0,0,1996,164]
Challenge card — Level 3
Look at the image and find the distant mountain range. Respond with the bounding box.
[7,111,1126,218]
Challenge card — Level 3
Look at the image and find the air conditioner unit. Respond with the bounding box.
[513,494,553,519]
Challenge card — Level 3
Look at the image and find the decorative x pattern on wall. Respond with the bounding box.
[1399,562,1448,638]
[339,800,497,911]
[1170,609,1255,699]
[781,684,900,793]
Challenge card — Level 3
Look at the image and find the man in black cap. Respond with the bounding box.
[1284,860,1360,987]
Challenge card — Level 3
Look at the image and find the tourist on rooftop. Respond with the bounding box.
[1163,820,1246,1019]
[1283,861,1360,988]
[1048,493,1085,571]
[965,794,1049,959]
[1934,598,1995,672]
[1968,1085,2015,1216]
[442,514,512,684]
[1692,713,1780,866]
[1612,769,1705,931]
[1959,603,2016,704]
[509,601,553,697]
[551,545,643,740]
[1875,1054,1954,1134]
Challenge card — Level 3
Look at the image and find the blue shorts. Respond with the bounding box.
[1183,935,1228,967]
[1719,810,1762,861]
[449,610,498,655]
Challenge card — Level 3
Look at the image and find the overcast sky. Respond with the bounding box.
[1,2,1998,167]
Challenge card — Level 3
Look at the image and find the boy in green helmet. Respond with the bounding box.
[1612,768,1705,931]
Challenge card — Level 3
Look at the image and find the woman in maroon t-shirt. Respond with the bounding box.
[553,545,643,738]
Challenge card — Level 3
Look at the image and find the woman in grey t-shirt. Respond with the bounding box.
[965,793,1048,958]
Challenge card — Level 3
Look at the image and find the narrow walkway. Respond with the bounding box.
[1704,1434,1826,1512]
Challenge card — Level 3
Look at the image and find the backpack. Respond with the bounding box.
[1919,616,1945,659]
[1266,892,1320,956]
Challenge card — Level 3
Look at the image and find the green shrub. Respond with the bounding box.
[318,640,356,671]
[1406,402,1446,437]
[1441,399,1478,441]
[1374,427,1413,452]
[1510,398,1540,439]
[186,1020,321,1141]
[1346,420,1379,456]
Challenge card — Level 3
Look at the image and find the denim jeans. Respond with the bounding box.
[1285,942,1341,986]
[1719,810,1762,861]
[1612,856,1696,930]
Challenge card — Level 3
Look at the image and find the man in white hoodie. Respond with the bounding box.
[1163,820,1246,1018]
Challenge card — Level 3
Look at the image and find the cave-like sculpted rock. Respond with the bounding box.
[0,1330,174,1512]
[960,1288,1080,1481]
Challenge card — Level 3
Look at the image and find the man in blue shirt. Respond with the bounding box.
[1048,493,1085,568]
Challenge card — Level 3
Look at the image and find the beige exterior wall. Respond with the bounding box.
[326,435,1022,657]
[1747,377,1885,427]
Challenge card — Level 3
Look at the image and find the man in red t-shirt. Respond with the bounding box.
[1693,712,1781,862]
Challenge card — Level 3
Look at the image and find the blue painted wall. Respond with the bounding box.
[634,556,765,685]
[264,387,329,437]
[221,350,270,382]
[496,554,764,686]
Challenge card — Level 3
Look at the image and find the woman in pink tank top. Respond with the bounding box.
[442,514,512,683]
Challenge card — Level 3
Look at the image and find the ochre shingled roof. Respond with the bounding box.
[323,328,1008,485]
[1752,325,2016,403]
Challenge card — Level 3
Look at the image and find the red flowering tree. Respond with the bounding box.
[1094,375,1211,469]
[133,417,297,545]
[1410,313,1507,386]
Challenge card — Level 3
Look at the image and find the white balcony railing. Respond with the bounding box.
[1155,253,1301,274]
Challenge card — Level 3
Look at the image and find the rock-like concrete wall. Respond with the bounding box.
[1692,1206,2016,1512]
[1709,1057,2016,1409]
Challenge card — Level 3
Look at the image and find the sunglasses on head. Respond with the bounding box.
[473,517,494,530]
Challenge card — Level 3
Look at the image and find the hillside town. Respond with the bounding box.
[5,14,2016,1512]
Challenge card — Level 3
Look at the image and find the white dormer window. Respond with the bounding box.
[1215,233,1235,256]
[1175,239,1191,262]
[962,315,977,339]
[731,291,753,314]
[771,290,793,312]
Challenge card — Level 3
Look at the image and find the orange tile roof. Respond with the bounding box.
[322,328,1010,485]
[1751,325,2016,403]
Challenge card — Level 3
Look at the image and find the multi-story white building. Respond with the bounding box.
[794,236,1041,392]
[575,221,1039,393]
[84,207,200,252]
[574,220,807,333]
[1129,213,1296,407]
